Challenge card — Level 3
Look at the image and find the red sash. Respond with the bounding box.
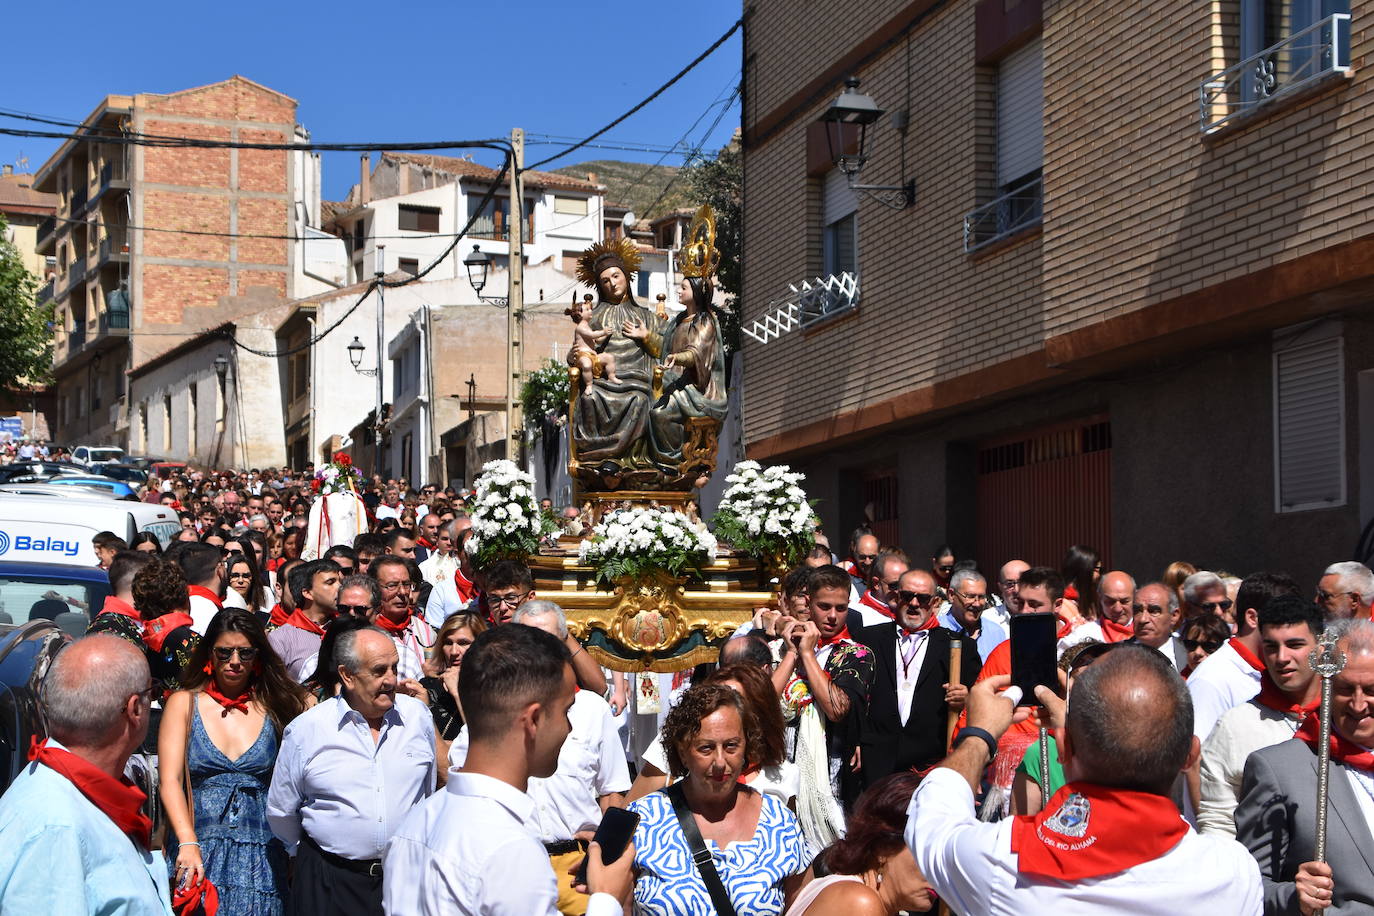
[268,603,289,627]
[1253,675,1317,720]
[1101,618,1134,643]
[203,684,253,716]
[188,585,223,610]
[282,608,326,637]
[99,595,140,620]
[1011,782,1188,880]
[375,611,412,635]
[1229,637,1265,672]
[860,590,895,620]
[454,568,477,605]
[29,741,152,850]
[144,612,195,653]
[1295,712,1374,770]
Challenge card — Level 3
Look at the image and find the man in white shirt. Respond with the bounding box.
[373,487,403,522]
[417,517,457,586]
[173,542,226,634]
[908,645,1262,913]
[268,627,435,916]
[383,618,633,915]
[448,601,631,915]
[1198,595,1321,836]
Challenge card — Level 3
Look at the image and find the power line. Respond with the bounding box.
[525,17,743,171]
[0,121,509,155]
[43,210,498,243]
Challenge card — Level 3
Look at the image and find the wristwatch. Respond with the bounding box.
[952,726,998,762]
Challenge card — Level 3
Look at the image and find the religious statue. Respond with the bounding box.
[569,206,727,493]
[565,294,620,389]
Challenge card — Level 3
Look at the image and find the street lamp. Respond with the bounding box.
[213,355,228,378]
[464,245,507,307]
[346,336,377,377]
[820,76,915,210]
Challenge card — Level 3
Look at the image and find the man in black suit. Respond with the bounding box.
[856,566,978,790]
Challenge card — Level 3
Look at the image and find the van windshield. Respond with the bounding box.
[0,572,108,625]
[89,449,125,463]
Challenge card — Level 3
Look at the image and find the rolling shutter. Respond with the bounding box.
[997,38,1044,188]
[1274,324,1346,511]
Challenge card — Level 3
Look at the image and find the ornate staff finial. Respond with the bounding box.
[1311,628,1349,864]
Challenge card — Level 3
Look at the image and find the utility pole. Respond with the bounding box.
[506,128,525,461]
[374,244,386,478]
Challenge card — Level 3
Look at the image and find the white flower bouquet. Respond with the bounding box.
[578,505,718,591]
[709,460,817,569]
[465,459,556,567]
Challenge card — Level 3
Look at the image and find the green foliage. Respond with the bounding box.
[520,359,571,427]
[0,215,51,388]
[590,548,710,593]
[680,141,742,357]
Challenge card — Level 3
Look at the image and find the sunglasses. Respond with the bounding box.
[898,590,937,606]
[212,646,259,663]
[337,603,373,617]
[936,565,955,574]
[1196,600,1234,613]
[1183,638,1226,653]
[855,554,878,563]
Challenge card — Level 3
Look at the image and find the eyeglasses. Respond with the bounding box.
[489,592,529,607]
[337,603,373,617]
[953,592,987,606]
[380,581,414,592]
[136,684,160,704]
[1000,579,1019,589]
[1183,638,1226,653]
[882,580,902,592]
[898,590,937,606]
[1317,589,1358,603]
[1132,603,1169,617]
[212,646,259,663]
[1196,600,1233,613]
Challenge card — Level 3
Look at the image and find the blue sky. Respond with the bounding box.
[0,0,743,200]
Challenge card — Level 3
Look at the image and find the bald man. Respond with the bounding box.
[1059,570,1137,652]
[987,559,1030,631]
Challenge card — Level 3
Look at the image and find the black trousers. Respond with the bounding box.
[292,834,383,916]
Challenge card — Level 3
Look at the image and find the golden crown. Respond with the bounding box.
[677,205,719,280]
[575,236,643,289]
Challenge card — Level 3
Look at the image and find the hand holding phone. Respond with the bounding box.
[573,806,640,889]
[1009,612,1061,707]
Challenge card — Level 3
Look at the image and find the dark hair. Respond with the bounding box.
[170,541,223,587]
[485,559,534,592]
[1066,644,1191,795]
[382,527,416,550]
[661,683,762,779]
[931,543,955,561]
[720,632,774,670]
[1062,545,1101,618]
[352,532,385,556]
[374,517,399,534]
[782,566,815,598]
[1237,572,1301,628]
[460,623,571,742]
[93,531,128,551]
[368,554,410,583]
[807,564,852,595]
[128,531,164,555]
[1182,615,1231,649]
[337,574,382,611]
[824,772,924,875]
[708,664,785,768]
[224,551,265,613]
[108,549,154,595]
[1258,593,1324,637]
[289,559,341,606]
[131,557,190,620]
[1019,566,1066,604]
[304,615,372,694]
[870,547,910,584]
[179,608,308,730]
[323,544,358,565]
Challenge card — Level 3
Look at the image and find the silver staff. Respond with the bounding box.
[1038,725,1051,802]
[1309,630,1347,863]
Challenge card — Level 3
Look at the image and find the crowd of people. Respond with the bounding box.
[0,463,1371,915]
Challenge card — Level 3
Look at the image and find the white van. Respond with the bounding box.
[0,493,181,566]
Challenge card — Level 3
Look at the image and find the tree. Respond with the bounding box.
[680,138,742,360]
[0,214,51,388]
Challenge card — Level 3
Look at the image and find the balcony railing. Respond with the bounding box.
[63,263,86,299]
[37,215,55,245]
[99,309,129,333]
[66,324,86,354]
[37,279,54,305]
[467,215,534,244]
[963,174,1044,253]
[1199,13,1351,133]
[742,272,861,344]
[69,185,88,217]
[99,161,126,187]
[98,230,129,263]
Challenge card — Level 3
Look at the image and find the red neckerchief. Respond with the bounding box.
[1295,712,1374,770]
[268,603,289,627]
[1230,636,1265,672]
[143,612,195,653]
[818,626,852,648]
[203,683,254,716]
[1253,674,1317,719]
[29,740,152,850]
[736,762,761,785]
[1101,618,1134,643]
[1011,782,1188,881]
[1056,614,1075,640]
[282,608,326,637]
[860,590,895,620]
[1064,584,1080,601]
[187,585,223,610]
[172,878,219,916]
[375,611,412,634]
[454,567,477,604]
[100,595,139,620]
[417,536,435,549]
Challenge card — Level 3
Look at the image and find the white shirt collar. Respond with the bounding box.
[334,693,406,729]
[444,771,536,824]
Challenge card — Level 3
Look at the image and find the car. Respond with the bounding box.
[150,461,189,479]
[0,614,67,792]
[0,493,181,562]
[87,462,151,486]
[0,461,86,484]
[4,477,140,500]
[69,445,126,467]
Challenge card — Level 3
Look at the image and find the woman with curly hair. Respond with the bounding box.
[627,682,806,916]
[159,608,311,915]
[88,555,201,698]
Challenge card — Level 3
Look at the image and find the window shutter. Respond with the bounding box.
[823,168,858,225]
[1273,326,1345,511]
[997,38,1044,188]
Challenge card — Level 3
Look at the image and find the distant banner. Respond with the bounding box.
[0,417,22,443]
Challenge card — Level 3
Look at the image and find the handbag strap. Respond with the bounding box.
[664,783,738,916]
[183,692,196,827]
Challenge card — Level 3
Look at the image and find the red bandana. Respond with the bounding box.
[1295,712,1374,771]
[454,568,477,604]
[1229,637,1265,672]
[268,603,290,628]
[908,613,940,633]
[1056,615,1075,640]
[818,626,852,648]
[417,536,435,550]
[861,590,896,620]
[203,683,253,716]
[375,611,412,634]
[283,608,326,637]
[188,585,223,610]
[1253,675,1318,720]
[1011,782,1188,881]
[100,595,140,620]
[1101,618,1134,643]
[172,878,220,916]
[143,612,195,653]
[29,740,152,850]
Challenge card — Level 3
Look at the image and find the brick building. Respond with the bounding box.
[741,0,1370,584]
[34,76,322,449]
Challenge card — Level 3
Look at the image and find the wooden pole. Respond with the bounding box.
[946,641,963,746]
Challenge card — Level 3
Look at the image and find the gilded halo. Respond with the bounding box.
[575,236,644,289]
[678,204,720,280]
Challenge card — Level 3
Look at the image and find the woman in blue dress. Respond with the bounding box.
[628,683,807,916]
[159,608,312,915]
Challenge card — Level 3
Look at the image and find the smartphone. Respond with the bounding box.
[1009,612,1060,707]
[573,806,641,887]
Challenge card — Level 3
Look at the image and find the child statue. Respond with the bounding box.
[565,293,620,388]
